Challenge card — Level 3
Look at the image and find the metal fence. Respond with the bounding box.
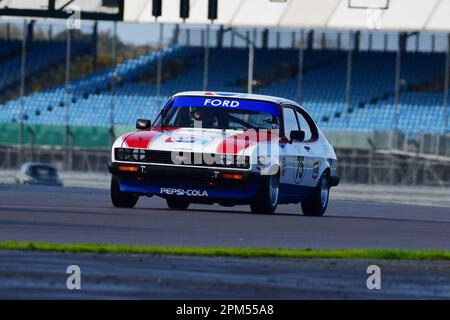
[1,136,449,186]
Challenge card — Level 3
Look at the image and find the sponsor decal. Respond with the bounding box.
[174,136,208,144]
[204,98,240,108]
[160,187,208,197]
[312,161,320,179]
[172,97,281,116]
[175,136,198,143]
[293,156,305,184]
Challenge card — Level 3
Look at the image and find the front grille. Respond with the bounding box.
[146,150,172,163]
[115,148,250,169]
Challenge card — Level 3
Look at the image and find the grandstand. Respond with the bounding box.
[0,39,91,95]
[1,40,448,136]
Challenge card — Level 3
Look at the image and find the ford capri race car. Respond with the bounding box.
[109,92,339,216]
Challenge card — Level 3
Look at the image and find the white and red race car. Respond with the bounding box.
[109,91,339,215]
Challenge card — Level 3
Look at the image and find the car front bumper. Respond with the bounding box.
[108,162,264,203]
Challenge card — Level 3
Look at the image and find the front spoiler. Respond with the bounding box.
[108,162,265,203]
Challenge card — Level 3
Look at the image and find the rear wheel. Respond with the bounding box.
[166,197,190,210]
[111,176,139,208]
[301,171,330,216]
[250,174,279,214]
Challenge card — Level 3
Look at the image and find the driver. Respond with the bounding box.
[190,108,215,128]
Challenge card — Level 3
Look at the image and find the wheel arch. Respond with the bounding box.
[267,163,281,176]
[316,160,331,187]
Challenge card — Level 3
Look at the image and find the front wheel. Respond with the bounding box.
[250,174,279,214]
[111,176,139,208]
[301,171,330,216]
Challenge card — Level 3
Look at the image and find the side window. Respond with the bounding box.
[295,110,313,141]
[283,107,299,138]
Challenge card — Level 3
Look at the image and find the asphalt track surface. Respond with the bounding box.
[2,250,450,299]
[0,184,449,250]
[1,184,450,299]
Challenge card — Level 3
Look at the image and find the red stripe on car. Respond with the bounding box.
[123,131,159,149]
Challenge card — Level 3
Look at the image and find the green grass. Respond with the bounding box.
[1,241,450,261]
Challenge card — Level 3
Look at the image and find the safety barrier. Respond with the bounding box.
[0,123,134,148]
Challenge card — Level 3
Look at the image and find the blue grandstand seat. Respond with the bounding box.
[0,44,448,138]
[0,40,90,91]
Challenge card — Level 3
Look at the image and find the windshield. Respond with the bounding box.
[28,165,58,179]
[157,96,280,130]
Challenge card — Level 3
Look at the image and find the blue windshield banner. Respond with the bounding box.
[172,96,280,116]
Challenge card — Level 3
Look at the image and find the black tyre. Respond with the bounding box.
[250,174,279,214]
[111,176,139,208]
[301,171,330,216]
[166,197,190,210]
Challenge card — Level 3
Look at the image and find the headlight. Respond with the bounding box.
[115,148,132,161]
[215,154,249,168]
[217,154,226,165]
[235,155,247,167]
[132,149,146,161]
[225,154,234,165]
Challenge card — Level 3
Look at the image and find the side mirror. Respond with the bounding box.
[290,130,305,142]
[136,119,151,130]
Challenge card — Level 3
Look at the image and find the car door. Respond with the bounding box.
[293,108,318,188]
[279,106,312,198]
